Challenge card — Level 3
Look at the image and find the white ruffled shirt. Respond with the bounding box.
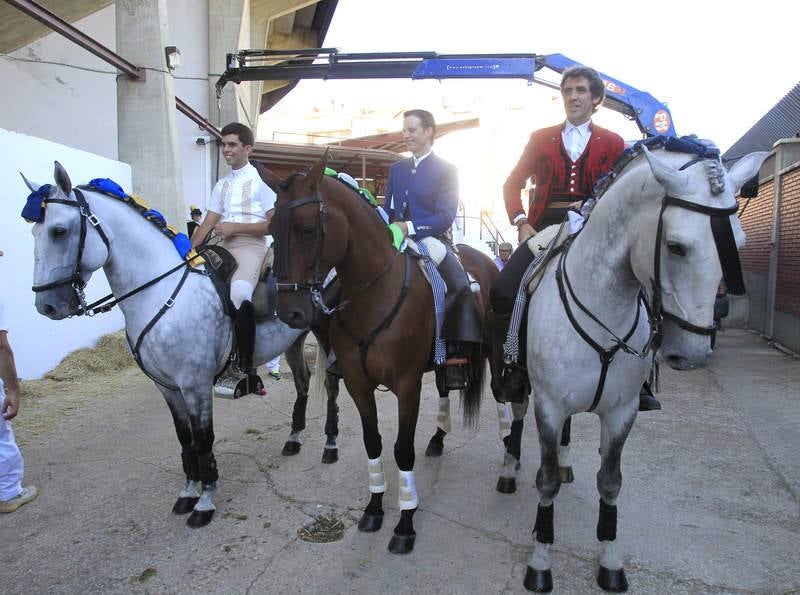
[562,119,592,162]
[208,163,276,224]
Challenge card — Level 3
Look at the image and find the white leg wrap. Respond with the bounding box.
[288,431,302,444]
[437,397,451,433]
[496,402,512,441]
[179,480,200,499]
[194,485,216,512]
[367,456,386,494]
[397,470,418,510]
[528,542,551,571]
[558,444,570,467]
[599,539,623,570]
[500,452,521,479]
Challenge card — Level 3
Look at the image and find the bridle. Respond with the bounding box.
[30,187,111,315]
[557,154,745,411]
[272,181,401,316]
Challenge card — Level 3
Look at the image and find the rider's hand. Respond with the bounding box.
[517,223,535,244]
[213,222,235,239]
[396,221,410,239]
[2,388,19,420]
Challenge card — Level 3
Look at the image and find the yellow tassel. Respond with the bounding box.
[129,194,150,210]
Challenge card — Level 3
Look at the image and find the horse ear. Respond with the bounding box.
[20,172,39,194]
[54,161,72,195]
[641,145,689,196]
[305,148,330,187]
[726,151,769,193]
[251,160,283,193]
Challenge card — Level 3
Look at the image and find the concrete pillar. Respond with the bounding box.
[116,0,183,228]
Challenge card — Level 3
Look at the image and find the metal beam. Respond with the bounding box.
[5,0,223,139]
[4,0,145,80]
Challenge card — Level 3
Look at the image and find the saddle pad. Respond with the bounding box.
[204,244,276,321]
[525,224,570,295]
[406,237,448,289]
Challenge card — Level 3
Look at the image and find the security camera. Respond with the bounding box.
[196,137,207,146]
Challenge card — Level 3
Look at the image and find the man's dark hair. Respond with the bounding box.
[560,66,606,111]
[221,122,255,147]
[403,109,437,135]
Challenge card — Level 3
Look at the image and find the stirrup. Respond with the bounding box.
[214,370,264,399]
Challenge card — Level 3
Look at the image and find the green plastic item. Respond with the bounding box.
[388,223,405,251]
[358,188,378,206]
[324,167,338,177]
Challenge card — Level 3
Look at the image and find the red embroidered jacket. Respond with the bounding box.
[503,123,625,228]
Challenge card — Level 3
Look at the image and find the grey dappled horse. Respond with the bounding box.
[23,162,333,528]
[521,144,767,592]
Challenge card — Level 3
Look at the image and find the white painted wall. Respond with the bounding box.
[0,128,128,379]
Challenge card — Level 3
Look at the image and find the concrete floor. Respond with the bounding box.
[2,329,798,594]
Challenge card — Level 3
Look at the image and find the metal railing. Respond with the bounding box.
[455,210,506,254]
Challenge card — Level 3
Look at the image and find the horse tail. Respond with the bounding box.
[312,341,328,407]
[461,341,485,428]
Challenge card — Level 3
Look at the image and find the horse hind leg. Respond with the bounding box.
[595,406,636,592]
[425,369,450,458]
[282,332,311,456]
[321,370,340,464]
[559,416,575,483]
[497,398,527,493]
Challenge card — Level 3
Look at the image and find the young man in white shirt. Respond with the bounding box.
[191,123,276,379]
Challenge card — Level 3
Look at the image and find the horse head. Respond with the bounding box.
[23,162,111,319]
[630,146,767,369]
[272,150,347,328]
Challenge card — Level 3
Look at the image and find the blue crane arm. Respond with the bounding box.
[217,49,675,137]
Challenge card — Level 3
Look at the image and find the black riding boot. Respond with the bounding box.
[235,300,256,374]
[639,381,662,411]
[494,313,529,404]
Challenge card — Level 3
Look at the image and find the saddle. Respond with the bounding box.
[524,223,570,296]
[202,244,278,322]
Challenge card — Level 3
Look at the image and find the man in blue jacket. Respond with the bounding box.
[385,109,482,390]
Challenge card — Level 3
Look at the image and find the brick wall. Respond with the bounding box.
[739,181,774,274]
[776,167,800,317]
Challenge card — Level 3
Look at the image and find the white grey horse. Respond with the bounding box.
[521,143,767,592]
[23,162,315,528]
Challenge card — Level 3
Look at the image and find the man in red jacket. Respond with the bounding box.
[490,65,660,410]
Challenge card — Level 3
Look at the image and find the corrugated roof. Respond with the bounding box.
[723,82,800,164]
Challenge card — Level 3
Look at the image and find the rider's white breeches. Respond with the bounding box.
[230,279,255,309]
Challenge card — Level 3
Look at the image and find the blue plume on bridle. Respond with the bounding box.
[21,184,52,223]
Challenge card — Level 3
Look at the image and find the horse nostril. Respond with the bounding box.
[43,304,56,316]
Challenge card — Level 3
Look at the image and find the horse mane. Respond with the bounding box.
[593,135,726,202]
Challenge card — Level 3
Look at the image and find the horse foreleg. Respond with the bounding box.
[559,416,575,483]
[595,404,636,592]
[425,369,450,458]
[525,402,567,593]
[159,387,200,515]
[497,398,527,494]
[389,380,421,555]
[356,393,384,533]
[321,371,340,464]
[282,332,311,456]
[184,389,218,529]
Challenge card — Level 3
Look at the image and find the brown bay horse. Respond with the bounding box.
[270,154,513,554]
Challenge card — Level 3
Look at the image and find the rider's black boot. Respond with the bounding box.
[444,342,469,391]
[638,381,661,411]
[494,313,528,404]
[235,300,256,374]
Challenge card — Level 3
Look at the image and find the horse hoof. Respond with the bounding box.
[357,513,383,532]
[425,441,443,457]
[559,465,575,483]
[172,496,199,515]
[597,566,628,592]
[523,566,553,592]
[186,509,214,528]
[281,441,301,456]
[388,531,416,554]
[496,476,517,494]
[321,448,338,464]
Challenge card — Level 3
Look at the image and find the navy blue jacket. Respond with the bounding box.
[385,153,459,239]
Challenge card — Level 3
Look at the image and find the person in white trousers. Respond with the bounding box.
[0,249,39,513]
